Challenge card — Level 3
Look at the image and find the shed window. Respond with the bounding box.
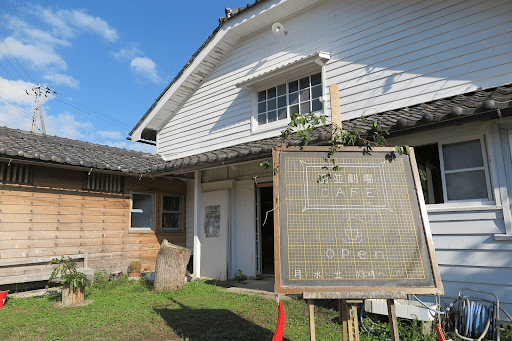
[131,192,154,230]
[162,195,181,230]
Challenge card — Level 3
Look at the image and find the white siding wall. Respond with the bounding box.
[158,0,512,160]
[429,209,512,312]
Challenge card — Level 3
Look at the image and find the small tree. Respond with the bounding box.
[49,256,90,306]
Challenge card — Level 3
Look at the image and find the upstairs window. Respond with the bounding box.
[415,138,492,204]
[257,72,323,126]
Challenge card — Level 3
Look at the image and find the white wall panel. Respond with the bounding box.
[158,0,512,162]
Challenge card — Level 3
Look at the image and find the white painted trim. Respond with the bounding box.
[493,234,512,241]
[235,51,330,89]
[426,204,502,213]
[130,192,154,231]
[193,170,201,278]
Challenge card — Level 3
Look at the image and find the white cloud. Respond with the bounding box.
[32,5,118,42]
[44,112,93,139]
[97,130,123,139]
[2,36,67,70]
[70,10,118,42]
[130,57,162,84]
[42,73,79,89]
[110,44,143,61]
[0,77,39,105]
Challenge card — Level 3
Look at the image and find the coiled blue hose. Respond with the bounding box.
[460,299,492,340]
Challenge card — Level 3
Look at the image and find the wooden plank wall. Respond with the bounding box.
[158,0,512,160]
[0,164,187,280]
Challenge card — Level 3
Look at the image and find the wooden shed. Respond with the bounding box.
[0,127,187,289]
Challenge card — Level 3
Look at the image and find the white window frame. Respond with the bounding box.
[130,192,154,231]
[162,194,182,231]
[235,52,330,135]
[438,137,493,204]
[251,72,326,133]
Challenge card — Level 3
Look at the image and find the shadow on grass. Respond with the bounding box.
[155,298,292,341]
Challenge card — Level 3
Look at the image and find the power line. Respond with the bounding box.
[51,94,133,130]
[0,36,36,83]
[0,36,133,131]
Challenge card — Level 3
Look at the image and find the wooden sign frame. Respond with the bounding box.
[273,146,443,296]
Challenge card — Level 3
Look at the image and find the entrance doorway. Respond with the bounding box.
[259,186,274,275]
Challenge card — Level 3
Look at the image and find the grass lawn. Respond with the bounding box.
[1,276,510,340]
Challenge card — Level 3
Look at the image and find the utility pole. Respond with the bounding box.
[26,84,51,134]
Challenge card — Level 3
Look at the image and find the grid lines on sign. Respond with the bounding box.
[284,157,426,281]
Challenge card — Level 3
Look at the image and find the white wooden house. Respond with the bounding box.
[130,0,512,311]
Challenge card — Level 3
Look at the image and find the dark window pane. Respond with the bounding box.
[268,87,276,99]
[311,73,321,86]
[258,102,266,113]
[311,85,322,99]
[445,170,488,200]
[268,98,276,111]
[278,107,287,120]
[443,140,484,170]
[163,196,179,211]
[299,76,309,90]
[278,95,287,108]
[258,91,266,102]
[163,213,180,229]
[268,110,277,122]
[258,113,266,125]
[312,98,323,112]
[300,101,311,114]
[290,105,299,115]
[277,84,286,96]
[289,80,298,93]
[289,92,298,105]
[300,89,310,102]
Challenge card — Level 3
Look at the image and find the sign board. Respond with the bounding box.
[273,146,443,295]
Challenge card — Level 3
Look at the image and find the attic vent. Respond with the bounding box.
[83,172,124,193]
[0,161,33,184]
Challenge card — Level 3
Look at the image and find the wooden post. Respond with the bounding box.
[340,300,362,341]
[308,299,316,341]
[330,83,341,138]
[387,299,400,341]
[62,283,84,306]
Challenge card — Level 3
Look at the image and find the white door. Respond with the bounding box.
[200,190,229,280]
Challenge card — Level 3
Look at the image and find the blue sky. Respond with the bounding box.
[0,0,248,153]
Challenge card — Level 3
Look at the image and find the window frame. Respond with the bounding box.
[161,194,182,231]
[130,192,154,231]
[251,72,325,133]
[438,137,493,204]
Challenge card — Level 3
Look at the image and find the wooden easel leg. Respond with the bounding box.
[387,299,399,341]
[351,305,360,341]
[308,299,316,341]
[340,299,348,341]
